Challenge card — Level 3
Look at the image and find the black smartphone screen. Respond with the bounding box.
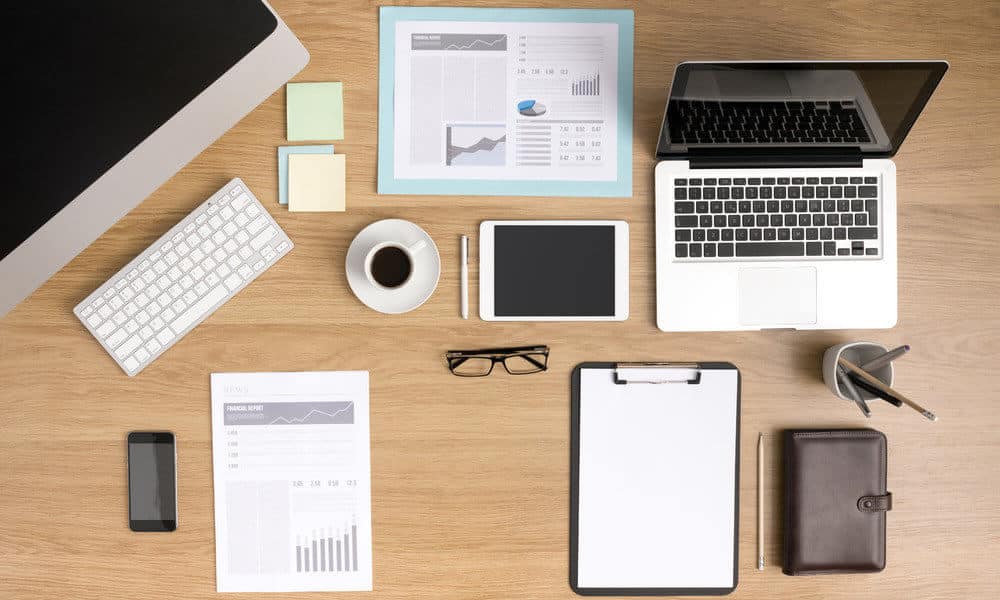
[127,432,177,531]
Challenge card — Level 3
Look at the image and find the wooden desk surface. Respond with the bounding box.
[2,1,998,598]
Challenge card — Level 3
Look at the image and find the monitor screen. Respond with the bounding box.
[3,2,277,261]
[493,225,616,317]
[658,62,946,158]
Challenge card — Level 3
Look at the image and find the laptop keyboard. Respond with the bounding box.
[672,175,881,260]
[668,100,872,145]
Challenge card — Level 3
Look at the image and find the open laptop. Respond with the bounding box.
[0,1,308,318]
[654,61,947,332]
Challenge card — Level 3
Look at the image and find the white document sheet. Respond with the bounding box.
[576,367,738,590]
[393,20,620,181]
[210,371,373,592]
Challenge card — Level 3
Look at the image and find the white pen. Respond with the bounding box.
[460,235,469,319]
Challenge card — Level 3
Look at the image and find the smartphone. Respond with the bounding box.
[127,431,177,532]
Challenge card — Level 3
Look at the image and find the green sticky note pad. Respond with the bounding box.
[286,82,344,141]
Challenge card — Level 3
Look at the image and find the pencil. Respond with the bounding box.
[757,433,765,570]
[838,357,937,422]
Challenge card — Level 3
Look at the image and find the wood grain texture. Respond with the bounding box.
[2,1,999,598]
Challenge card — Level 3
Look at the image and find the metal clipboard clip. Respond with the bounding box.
[613,362,702,385]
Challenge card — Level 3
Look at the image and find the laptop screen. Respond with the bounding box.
[657,62,947,159]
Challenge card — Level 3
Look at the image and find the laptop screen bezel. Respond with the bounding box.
[657,60,948,160]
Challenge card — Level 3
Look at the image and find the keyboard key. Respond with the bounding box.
[851,199,864,212]
[106,329,128,349]
[714,216,726,227]
[866,248,878,255]
[753,201,765,212]
[171,285,228,334]
[812,214,825,226]
[830,186,843,199]
[746,187,758,199]
[674,178,688,187]
[802,187,815,199]
[689,188,701,200]
[766,201,779,212]
[788,187,801,199]
[689,178,702,186]
[123,356,140,373]
[703,244,716,258]
[764,229,777,241]
[734,178,747,185]
[806,177,819,184]
[820,177,833,184]
[842,213,854,226]
[238,264,254,279]
[844,186,857,198]
[719,178,731,185]
[756,215,768,227]
[760,187,772,199]
[778,228,790,240]
[675,188,687,200]
[838,248,850,256]
[835,177,848,184]
[816,187,828,199]
[718,243,734,257]
[708,230,720,242]
[724,201,737,213]
[675,201,694,213]
[736,242,804,257]
[699,216,713,227]
[247,216,268,234]
[676,230,691,242]
[750,229,763,241]
[718,188,730,200]
[710,201,723,213]
[115,335,143,359]
[695,202,709,214]
[770,215,782,227]
[864,176,877,184]
[777,177,790,185]
[806,242,822,256]
[689,243,702,258]
[774,187,786,199]
[866,200,878,226]
[749,178,761,185]
[856,213,868,226]
[735,229,748,241]
[96,320,116,338]
[676,215,697,227]
[859,186,878,198]
[820,228,833,240]
[675,244,688,258]
[849,227,878,240]
[721,229,734,241]
[792,177,804,185]
[780,200,793,212]
[704,188,716,200]
[732,188,744,200]
[834,227,847,240]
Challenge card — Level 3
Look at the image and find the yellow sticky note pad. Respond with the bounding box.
[287,153,346,212]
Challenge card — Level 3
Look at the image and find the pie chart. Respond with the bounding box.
[517,99,547,117]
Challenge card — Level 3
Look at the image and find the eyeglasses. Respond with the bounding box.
[445,346,550,377]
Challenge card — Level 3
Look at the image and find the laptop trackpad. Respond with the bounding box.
[738,267,817,326]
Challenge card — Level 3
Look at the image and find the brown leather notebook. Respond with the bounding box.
[782,429,892,575]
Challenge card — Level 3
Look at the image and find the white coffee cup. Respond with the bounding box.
[363,239,428,290]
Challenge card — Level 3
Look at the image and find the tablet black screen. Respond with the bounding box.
[494,225,616,317]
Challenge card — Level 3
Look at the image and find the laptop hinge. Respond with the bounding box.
[688,150,863,170]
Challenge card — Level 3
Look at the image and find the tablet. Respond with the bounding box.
[479,221,629,321]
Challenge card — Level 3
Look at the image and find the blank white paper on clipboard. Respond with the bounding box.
[573,363,740,593]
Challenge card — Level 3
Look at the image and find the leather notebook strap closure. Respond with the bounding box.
[857,492,893,513]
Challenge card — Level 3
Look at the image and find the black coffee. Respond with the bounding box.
[369,246,412,288]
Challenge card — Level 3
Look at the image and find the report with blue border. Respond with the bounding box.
[378,7,633,197]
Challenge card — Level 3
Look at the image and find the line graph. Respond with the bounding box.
[411,33,507,52]
[446,125,506,166]
[224,401,355,426]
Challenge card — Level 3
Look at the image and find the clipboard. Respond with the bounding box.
[570,362,741,596]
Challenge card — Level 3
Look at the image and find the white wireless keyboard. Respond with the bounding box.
[74,178,293,376]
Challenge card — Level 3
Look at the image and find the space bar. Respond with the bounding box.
[736,242,805,257]
[171,285,229,334]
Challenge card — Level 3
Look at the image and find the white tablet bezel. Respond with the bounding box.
[479,220,629,322]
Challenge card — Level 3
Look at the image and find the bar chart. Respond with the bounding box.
[572,72,600,96]
[296,521,360,573]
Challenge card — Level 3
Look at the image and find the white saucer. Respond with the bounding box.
[346,219,440,314]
